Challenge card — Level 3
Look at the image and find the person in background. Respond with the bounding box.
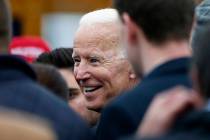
[191,0,210,49]
[9,36,51,63]
[0,0,11,52]
[31,63,69,101]
[126,15,210,140]
[36,48,100,126]
[96,0,194,140]
[0,1,93,140]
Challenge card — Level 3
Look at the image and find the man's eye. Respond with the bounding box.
[68,93,76,100]
[90,58,99,63]
[68,90,78,100]
[73,58,80,66]
[73,58,80,63]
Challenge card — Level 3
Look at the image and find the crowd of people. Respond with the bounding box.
[0,0,210,139]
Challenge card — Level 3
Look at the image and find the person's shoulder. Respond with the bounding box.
[111,83,143,107]
[99,83,143,125]
[106,80,157,112]
[99,84,143,120]
[97,92,136,140]
[4,79,73,118]
[0,68,93,139]
[24,82,94,140]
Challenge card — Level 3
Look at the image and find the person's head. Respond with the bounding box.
[113,0,195,77]
[73,8,138,112]
[36,48,81,99]
[36,48,82,100]
[191,23,210,101]
[0,0,12,51]
[36,48,74,68]
[36,48,99,126]
[31,63,68,100]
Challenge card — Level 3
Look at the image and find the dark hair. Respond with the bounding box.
[114,0,195,44]
[31,63,68,101]
[35,48,74,69]
[0,0,12,50]
[192,24,210,99]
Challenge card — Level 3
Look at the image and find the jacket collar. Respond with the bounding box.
[0,55,36,80]
[144,57,191,80]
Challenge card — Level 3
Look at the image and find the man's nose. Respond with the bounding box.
[74,64,91,80]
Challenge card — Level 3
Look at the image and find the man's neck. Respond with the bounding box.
[141,40,191,76]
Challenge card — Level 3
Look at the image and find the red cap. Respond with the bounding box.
[9,36,51,63]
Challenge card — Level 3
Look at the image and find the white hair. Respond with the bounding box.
[78,8,127,59]
[79,8,121,26]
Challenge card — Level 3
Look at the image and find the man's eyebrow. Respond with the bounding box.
[72,55,79,58]
[89,51,106,58]
[89,54,102,58]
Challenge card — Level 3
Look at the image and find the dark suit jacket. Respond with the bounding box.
[122,133,207,140]
[97,58,192,140]
[0,55,93,140]
[169,110,210,138]
[121,110,210,140]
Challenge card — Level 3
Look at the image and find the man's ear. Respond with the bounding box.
[128,64,137,79]
[129,67,140,84]
[130,73,136,79]
[122,13,140,48]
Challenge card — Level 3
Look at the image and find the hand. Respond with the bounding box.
[136,86,202,138]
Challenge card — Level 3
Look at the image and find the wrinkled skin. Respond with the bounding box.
[73,23,138,112]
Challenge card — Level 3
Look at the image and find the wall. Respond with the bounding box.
[10,0,112,35]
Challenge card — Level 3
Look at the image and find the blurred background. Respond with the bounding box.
[8,0,203,51]
[10,0,112,49]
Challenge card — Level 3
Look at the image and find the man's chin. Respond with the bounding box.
[87,103,104,113]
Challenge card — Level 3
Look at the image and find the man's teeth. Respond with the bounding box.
[84,87,97,92]
[84,87,101,93]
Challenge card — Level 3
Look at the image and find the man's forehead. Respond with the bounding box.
[73,22,123,57]
[73,47,107,56]
[74,23,120,48]
[73,37,118,54]
[73,46,120,59]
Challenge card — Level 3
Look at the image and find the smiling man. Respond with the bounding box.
[73,9,138,112]
[36,48,100,126]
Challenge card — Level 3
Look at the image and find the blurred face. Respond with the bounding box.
[122,13,144,77]
[73,23,137,112]
[59,69,99,126]
[121,13,144,78]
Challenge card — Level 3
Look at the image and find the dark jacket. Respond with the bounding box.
[0,55,93,140]
[97,58,192,140]
[122,110,210,140]
[169,110,210,138]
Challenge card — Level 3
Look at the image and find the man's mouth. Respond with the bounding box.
[83,86,102,94]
